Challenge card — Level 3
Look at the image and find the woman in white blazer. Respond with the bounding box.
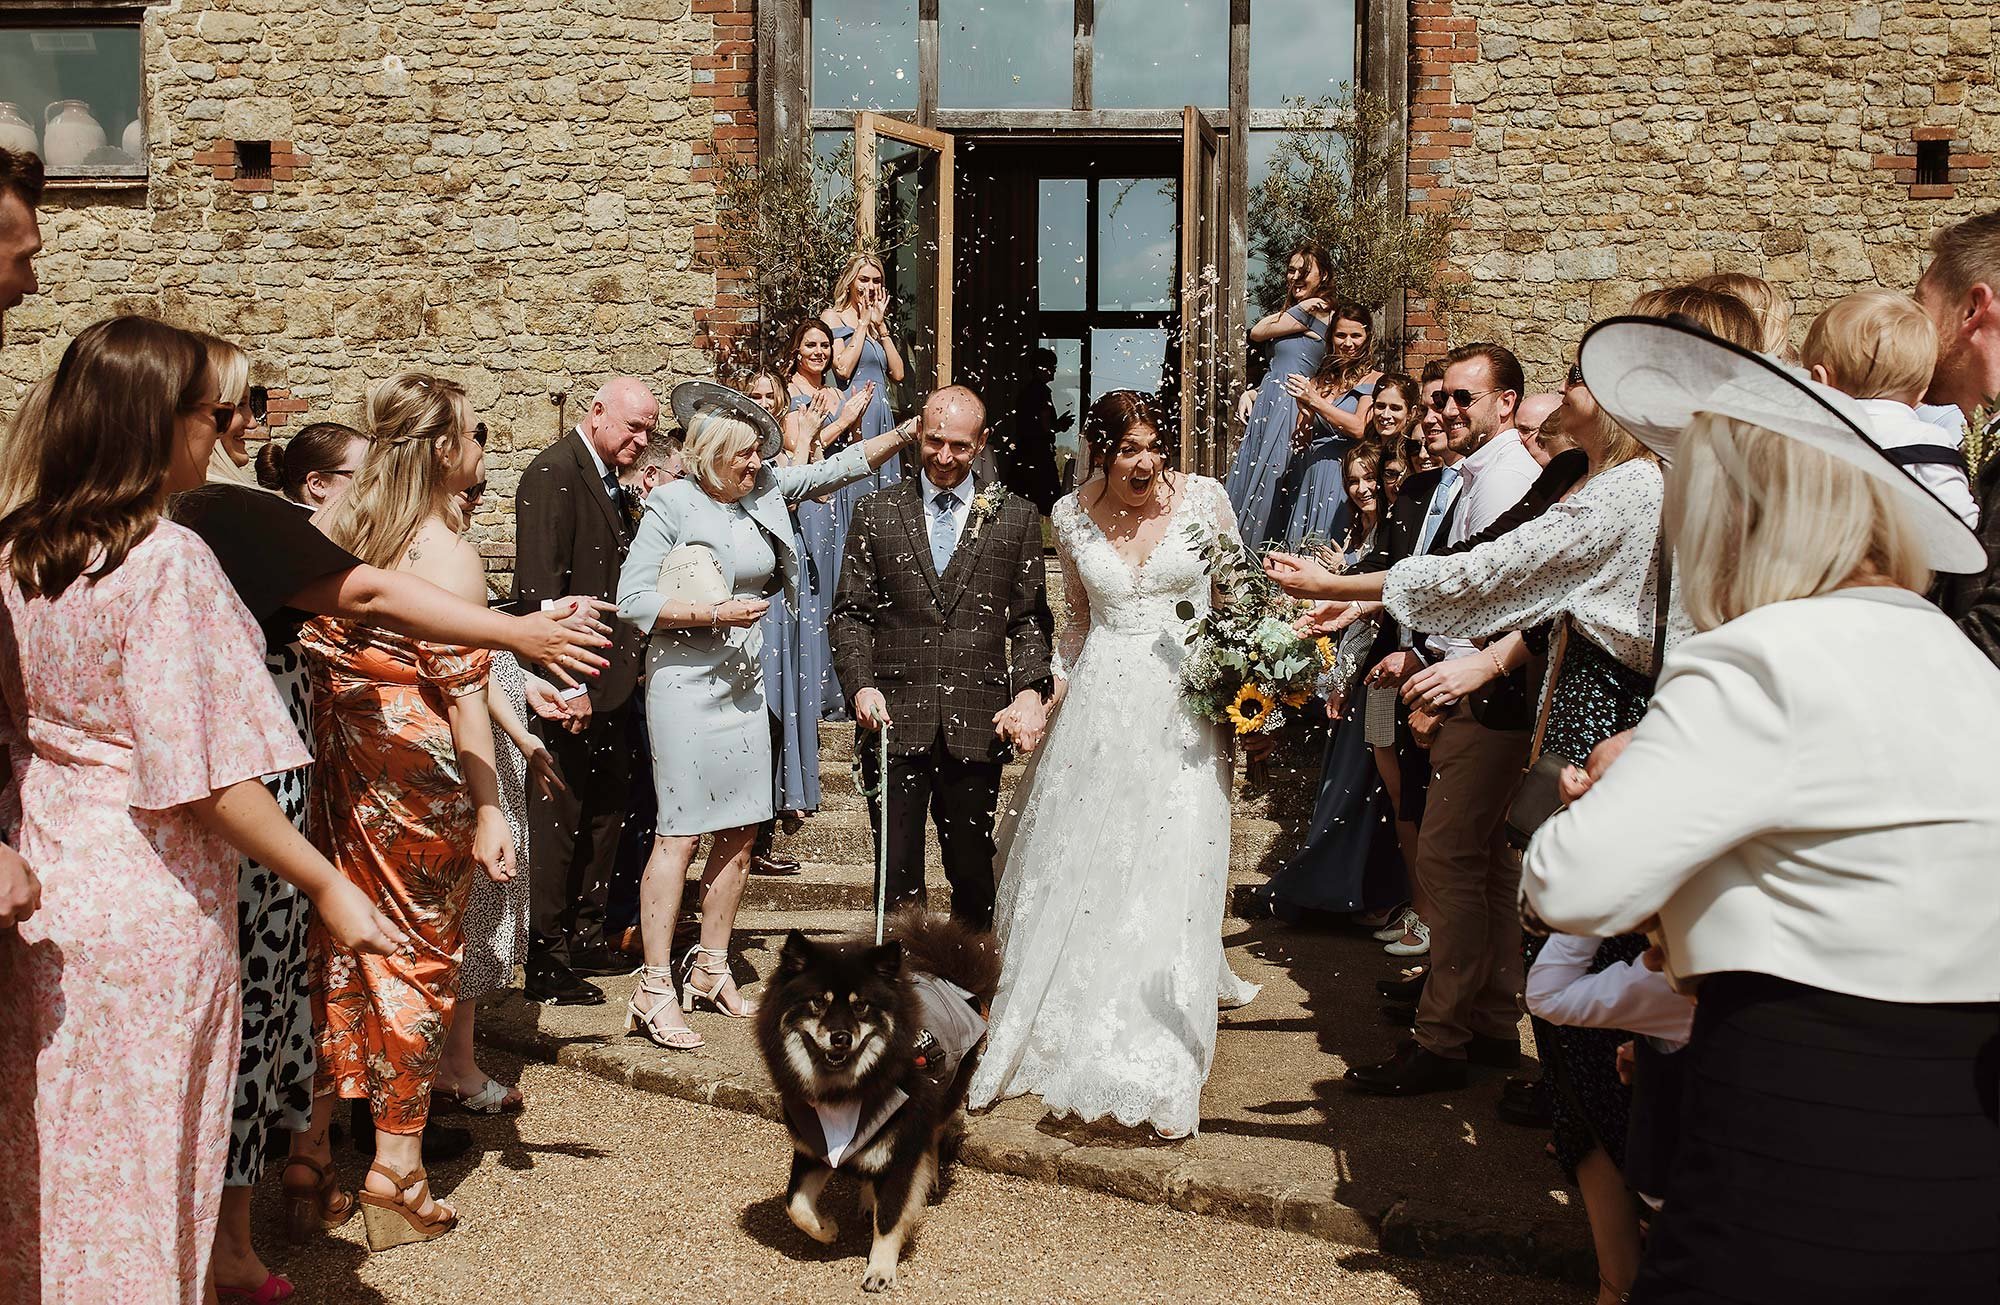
[1522,317,2000,1305]
[614,383,911,1049]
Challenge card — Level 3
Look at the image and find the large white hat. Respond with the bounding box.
[671,380,784,460]
[1578,314,1987,574]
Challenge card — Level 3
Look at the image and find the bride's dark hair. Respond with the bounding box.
[1082,391,1179,489]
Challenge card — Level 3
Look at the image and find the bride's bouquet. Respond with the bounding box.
[1175,526,1335,736]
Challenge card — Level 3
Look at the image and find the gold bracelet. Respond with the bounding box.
[1487,646,1507,679]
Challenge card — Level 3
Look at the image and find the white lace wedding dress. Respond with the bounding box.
[967,475,1259,1139]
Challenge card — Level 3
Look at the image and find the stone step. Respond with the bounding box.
[742,853,1280,917]
[767,804,1296,881]
[813,719,1324,824]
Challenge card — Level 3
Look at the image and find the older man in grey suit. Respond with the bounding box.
[832,386,1055,931]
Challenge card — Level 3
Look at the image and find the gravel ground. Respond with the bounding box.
[264,1052,1583,1305]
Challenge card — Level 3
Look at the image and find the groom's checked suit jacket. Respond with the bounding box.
[831,477,1054,764]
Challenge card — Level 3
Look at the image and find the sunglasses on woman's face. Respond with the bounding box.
[472,423,488,448]
[209,404,238,433]
[1565,362,1585,388]
[247,385,269,423]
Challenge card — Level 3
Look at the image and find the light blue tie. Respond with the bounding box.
[930,490,958,575]
[1418,465,1460,554]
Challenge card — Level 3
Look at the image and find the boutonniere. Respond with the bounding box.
[962,484,1009,546]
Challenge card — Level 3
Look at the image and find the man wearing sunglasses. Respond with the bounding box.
[1358,342,1541,1095]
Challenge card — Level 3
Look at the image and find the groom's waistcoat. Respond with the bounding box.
[830,477,1054,763]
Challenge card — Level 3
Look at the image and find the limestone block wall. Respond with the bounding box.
[0,0,747,582]
[1412,0,1998,387]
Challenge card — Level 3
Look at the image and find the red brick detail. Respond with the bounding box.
[201,139,311,191]
[1403,1,1477,365]
[261,388,308,430]
[1873,131,1990,200]
[690,0,760,364]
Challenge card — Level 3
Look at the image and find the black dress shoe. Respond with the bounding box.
[525,960,606,1006]
[1344,1039,1469,1096]
[1379,1001,1417,1027]
[1467,1034,1522,1070]
[1376,971,1428,1004]
[1497,1075,1553,1128]
[567,944,634,978]
[348,1100,477,1162]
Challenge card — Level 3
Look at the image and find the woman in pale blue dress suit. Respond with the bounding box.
[614,386,911,1051]
[1226,243,1330,545]
[1274,304,1383,548]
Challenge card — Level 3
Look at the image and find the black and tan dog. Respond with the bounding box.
[754,910,1000,1292]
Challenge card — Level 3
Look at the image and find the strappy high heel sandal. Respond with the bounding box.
[280,1155,354,1244]
[626,963,704,1050]
[357,1161,458,1252]
[681,944,757,1017]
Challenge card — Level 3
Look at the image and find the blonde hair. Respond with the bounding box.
[682,410,761,498]
[195,333,262,488]
[1694,273,1795,356]
[1666,413,1930,630]
[320,373,471,568]
[0,376,51,517]
[831,251,886,313]
[1629,285,1763,351]
[1799,290,1939,403]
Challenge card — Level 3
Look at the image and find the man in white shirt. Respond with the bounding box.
[1350,343,1541,1096]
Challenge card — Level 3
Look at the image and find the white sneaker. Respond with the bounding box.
[1372,905,1418,942]
[1384,920,1430,957]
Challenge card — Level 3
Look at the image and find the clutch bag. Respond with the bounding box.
[656,544,729,608]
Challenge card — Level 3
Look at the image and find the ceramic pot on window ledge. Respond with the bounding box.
[0,103,37,156]
[43,100,106,168]
[122,117,144,158]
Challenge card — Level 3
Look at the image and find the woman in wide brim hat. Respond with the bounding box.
[611,382,913,1050]
[1522,317,1999,1303]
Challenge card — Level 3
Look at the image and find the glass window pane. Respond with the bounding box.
[1091,327,1171,400]
[940,0,1072,109]
[1095,177,1176,313]
[1038,337,1084,456]
[0,27,145,175]
[813,128,854,209]
[1251,0,1356,105]
[1245,130,1286,311]
[1091,0,1227,109]
[1038,179,1087,313]
[812,0,917,111]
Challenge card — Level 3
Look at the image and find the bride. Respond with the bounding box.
[968,390,1258,1140]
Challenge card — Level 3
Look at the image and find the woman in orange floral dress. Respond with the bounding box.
[293,372,513,1252]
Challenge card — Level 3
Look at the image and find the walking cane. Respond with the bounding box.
[874,721,890,946]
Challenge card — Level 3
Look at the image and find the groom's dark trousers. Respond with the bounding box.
[858,723,1002,930]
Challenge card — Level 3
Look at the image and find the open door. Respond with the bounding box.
[1178,106,1227,476]
[854,112,956,404]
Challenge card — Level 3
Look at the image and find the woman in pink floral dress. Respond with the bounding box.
[0,317,401,1302]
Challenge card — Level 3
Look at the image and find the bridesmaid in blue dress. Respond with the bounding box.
[1273,302,1383,548]
[1253,444,1407,923]
[1225,243,1331,545]
[822,253,906,589]
[786,318,867,720]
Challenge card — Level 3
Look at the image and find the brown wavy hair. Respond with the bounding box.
[0,316,209,599]
[1081,390,1177,484]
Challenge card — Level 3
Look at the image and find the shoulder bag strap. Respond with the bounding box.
[1525,617,1570,766]
[1651,532,1673,680]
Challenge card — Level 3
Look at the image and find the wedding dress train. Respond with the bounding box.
[967,475,1258,1139]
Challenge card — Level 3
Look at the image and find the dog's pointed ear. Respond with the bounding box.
[868,940,904,980]
[777,930,815,979]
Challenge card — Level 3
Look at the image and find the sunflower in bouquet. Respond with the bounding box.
[1175,525,1328,737]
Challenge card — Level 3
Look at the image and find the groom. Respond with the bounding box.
[831,385,1055,931]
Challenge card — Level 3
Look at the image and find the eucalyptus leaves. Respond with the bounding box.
[1176,523,1331,736]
